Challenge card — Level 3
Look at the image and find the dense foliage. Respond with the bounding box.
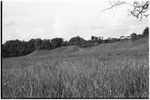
[2,27,149,58]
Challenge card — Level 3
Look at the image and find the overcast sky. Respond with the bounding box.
[3,0,148,43]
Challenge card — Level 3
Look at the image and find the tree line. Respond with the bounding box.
[2,27,149,58]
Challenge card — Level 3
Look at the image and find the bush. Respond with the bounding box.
[130,33,138,41]
[142,27,149,37]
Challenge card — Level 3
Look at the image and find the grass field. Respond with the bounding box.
[2,37,149,98]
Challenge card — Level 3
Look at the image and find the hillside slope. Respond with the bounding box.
[27,37,148,58]
[76,37,148,55]
[2,37,149,98]
[28,46,81,57]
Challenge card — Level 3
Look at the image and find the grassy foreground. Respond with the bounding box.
[2,40,149,99]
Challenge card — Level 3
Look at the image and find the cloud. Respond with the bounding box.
[4,21,19,26]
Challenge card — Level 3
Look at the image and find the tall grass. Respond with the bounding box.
[2,49,149,98]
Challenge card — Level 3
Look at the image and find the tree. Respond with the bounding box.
[142,27,149,37]
[91,36,98,46]
[103,1,149,20]
[130,33,138,41]
[41,39,51,50]
[2,44,9,58]
[69,36,85,47]
[62,41,68,46]
[27,39,35,52]
[137,34,143,39]
[2,40,20,57]
[98,36,104,43]
[34,39,43,50]
[91,36,97,41]
[104,37,120,43]
[19,46,30,56]
[51,38,64,49]
[91,36,98,41]
[120,36,126,40]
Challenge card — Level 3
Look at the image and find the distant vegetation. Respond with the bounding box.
[2,27,149,58]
